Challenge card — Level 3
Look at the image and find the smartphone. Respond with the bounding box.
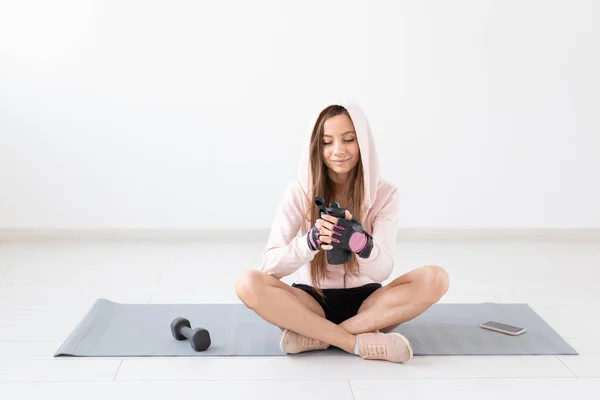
[480,321,526,336]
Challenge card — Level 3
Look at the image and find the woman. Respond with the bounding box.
[235,102,449,363]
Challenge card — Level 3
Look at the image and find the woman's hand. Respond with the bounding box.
[316,210,353,251]
[316,210,374,257]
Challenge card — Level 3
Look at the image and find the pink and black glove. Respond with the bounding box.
[307,223,324,251]
[329,216,374,258]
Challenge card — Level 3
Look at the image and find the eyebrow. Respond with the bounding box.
[323,131,355,138]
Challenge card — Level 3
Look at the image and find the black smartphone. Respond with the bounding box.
[480,321,526,336]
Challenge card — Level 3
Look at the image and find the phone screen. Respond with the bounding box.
[482,321,523,333]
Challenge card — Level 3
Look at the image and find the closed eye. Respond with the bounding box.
[323,139,355,145]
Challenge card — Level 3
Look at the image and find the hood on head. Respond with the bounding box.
[297,101,381,213]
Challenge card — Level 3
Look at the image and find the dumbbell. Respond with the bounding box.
[170,317,211,352]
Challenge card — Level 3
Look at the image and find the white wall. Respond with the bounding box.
[1,0,598,230]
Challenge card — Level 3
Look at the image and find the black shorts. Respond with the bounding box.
[292,282,382,325]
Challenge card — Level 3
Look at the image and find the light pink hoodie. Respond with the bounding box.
[260,102,399,289]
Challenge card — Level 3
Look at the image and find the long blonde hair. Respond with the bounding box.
[302,105,366,295]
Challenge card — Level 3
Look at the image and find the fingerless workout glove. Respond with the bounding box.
[330,217,374,258]
[307,224,323,251]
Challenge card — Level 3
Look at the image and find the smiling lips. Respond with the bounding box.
[332,158,350,165]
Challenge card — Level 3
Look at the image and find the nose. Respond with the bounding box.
[333,141,346,156]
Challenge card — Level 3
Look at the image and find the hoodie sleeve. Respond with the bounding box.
[357,188,399,282]
[260,181,320,279]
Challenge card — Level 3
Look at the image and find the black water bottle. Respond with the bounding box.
[314,196,353,265]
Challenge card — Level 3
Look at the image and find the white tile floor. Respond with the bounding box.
[1,238,599,399]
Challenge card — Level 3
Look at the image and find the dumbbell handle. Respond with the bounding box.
[180,325,194,339]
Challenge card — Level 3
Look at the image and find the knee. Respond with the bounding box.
[420,265,449,301]
[235,269,267,308]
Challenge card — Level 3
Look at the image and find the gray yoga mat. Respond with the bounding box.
[54,298,577,357]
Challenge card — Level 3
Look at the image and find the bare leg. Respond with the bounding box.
[339,265,449,335]
[235,270,357,354]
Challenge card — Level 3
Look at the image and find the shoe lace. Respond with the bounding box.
[303,337,325,347]
[364,343,388,357]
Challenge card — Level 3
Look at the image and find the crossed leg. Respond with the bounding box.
[339,265,450,334]
[235,269,357,353]
[235,264,449,350]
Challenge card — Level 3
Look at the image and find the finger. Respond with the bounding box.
[315,221,324,234]
[321,214,339,225]
[319,239,333,249]
[317,215,332,226]
[319,235,332,244]
[317,219,335,232]
[345,210,353,220]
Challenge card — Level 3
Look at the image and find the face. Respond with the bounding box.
[321,113,360,182]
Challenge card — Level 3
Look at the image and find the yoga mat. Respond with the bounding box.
[54,299,578,357]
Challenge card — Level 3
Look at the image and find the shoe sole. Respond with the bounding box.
[279,329,290,353]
